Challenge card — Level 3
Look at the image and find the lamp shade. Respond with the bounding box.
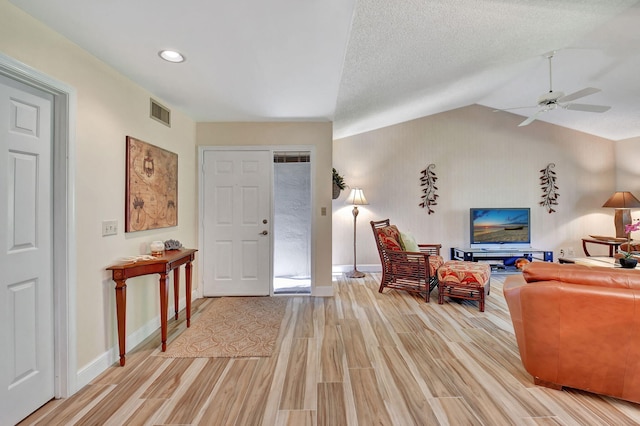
[345,188,368,206]
[602,191,640,208]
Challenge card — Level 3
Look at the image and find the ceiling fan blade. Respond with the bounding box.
[557,87,601,103]
[492,105,537,112]
[564,103,611,113]
[518,111,543,127]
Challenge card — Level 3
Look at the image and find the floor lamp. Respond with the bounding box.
[345,188,368,278]
[602,191,640,238]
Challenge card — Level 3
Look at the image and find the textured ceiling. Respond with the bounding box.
[9,0,640,140]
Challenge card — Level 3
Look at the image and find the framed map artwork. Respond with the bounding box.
[125,136,178,232]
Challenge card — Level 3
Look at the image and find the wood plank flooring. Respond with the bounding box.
[19,273,640,425]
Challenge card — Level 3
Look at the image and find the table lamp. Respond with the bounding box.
[345,188,368,278]
[602,191,640,238]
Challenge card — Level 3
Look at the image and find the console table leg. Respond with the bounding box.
[173,267,180,320]
[114,280,127,366]
[159,272,169,351]
[186,261,192,327]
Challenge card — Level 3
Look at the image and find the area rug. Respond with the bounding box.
[158,296,289,358]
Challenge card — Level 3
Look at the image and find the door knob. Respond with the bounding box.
[260,230,269,235]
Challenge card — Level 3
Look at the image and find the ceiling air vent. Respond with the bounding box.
[150,99,171,127]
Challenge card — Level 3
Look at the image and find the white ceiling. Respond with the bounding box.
[9,0,640,140]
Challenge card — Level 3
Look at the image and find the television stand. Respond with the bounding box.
[450,247,553,273]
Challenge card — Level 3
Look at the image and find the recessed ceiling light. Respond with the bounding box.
[158,50,185,63]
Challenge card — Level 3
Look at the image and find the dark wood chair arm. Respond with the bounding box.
[418,244,441,256]
[387,251,429,276]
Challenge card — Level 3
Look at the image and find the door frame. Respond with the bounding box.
[0,53,77,398]
[197,145,316,298]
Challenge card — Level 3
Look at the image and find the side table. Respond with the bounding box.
[106,248,197,366]
[581,238,622,257]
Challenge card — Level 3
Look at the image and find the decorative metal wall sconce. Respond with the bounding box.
[419,163,438,214]
[540,163,559,213]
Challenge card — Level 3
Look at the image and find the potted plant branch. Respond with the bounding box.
[332,168,346,199]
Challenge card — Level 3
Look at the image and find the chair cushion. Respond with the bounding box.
[429,255,445,276]
[400,231,419,252]
[377,225,403,251]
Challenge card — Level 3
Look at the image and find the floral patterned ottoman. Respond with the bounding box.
[437,261,491,312]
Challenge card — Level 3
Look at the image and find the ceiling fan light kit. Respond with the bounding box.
[500,52,611,127]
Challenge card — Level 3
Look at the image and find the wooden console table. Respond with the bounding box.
[106,248,197,366]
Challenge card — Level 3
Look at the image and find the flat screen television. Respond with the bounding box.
[470,208,531,246]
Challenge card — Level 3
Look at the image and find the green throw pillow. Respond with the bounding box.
[400,231,419,252]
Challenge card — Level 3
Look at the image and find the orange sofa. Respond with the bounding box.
[504,262,640,403]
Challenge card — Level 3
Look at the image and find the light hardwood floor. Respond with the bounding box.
[20,273,640,425]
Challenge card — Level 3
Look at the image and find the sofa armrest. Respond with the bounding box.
[522,261,640,289]
[504,275,561,381]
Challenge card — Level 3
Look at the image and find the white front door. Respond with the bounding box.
[0,75,55,424]
[202,150,272,296]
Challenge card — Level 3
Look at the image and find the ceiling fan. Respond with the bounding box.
[496,52,611,127]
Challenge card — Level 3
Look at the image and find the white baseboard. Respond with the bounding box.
[332,264,381,273]
[312,285,334,297]
[76,292,196,389]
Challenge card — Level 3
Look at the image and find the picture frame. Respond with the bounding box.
[125,136,178,232]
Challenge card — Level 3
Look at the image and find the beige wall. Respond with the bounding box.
[196,122,334,294]
[615,137,640,192]
[333,104,617,266]
[1,2,198,375]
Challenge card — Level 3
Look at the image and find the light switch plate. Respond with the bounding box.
[102,220,118,236]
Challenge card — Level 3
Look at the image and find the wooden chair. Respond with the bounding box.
[370,219,443,301]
